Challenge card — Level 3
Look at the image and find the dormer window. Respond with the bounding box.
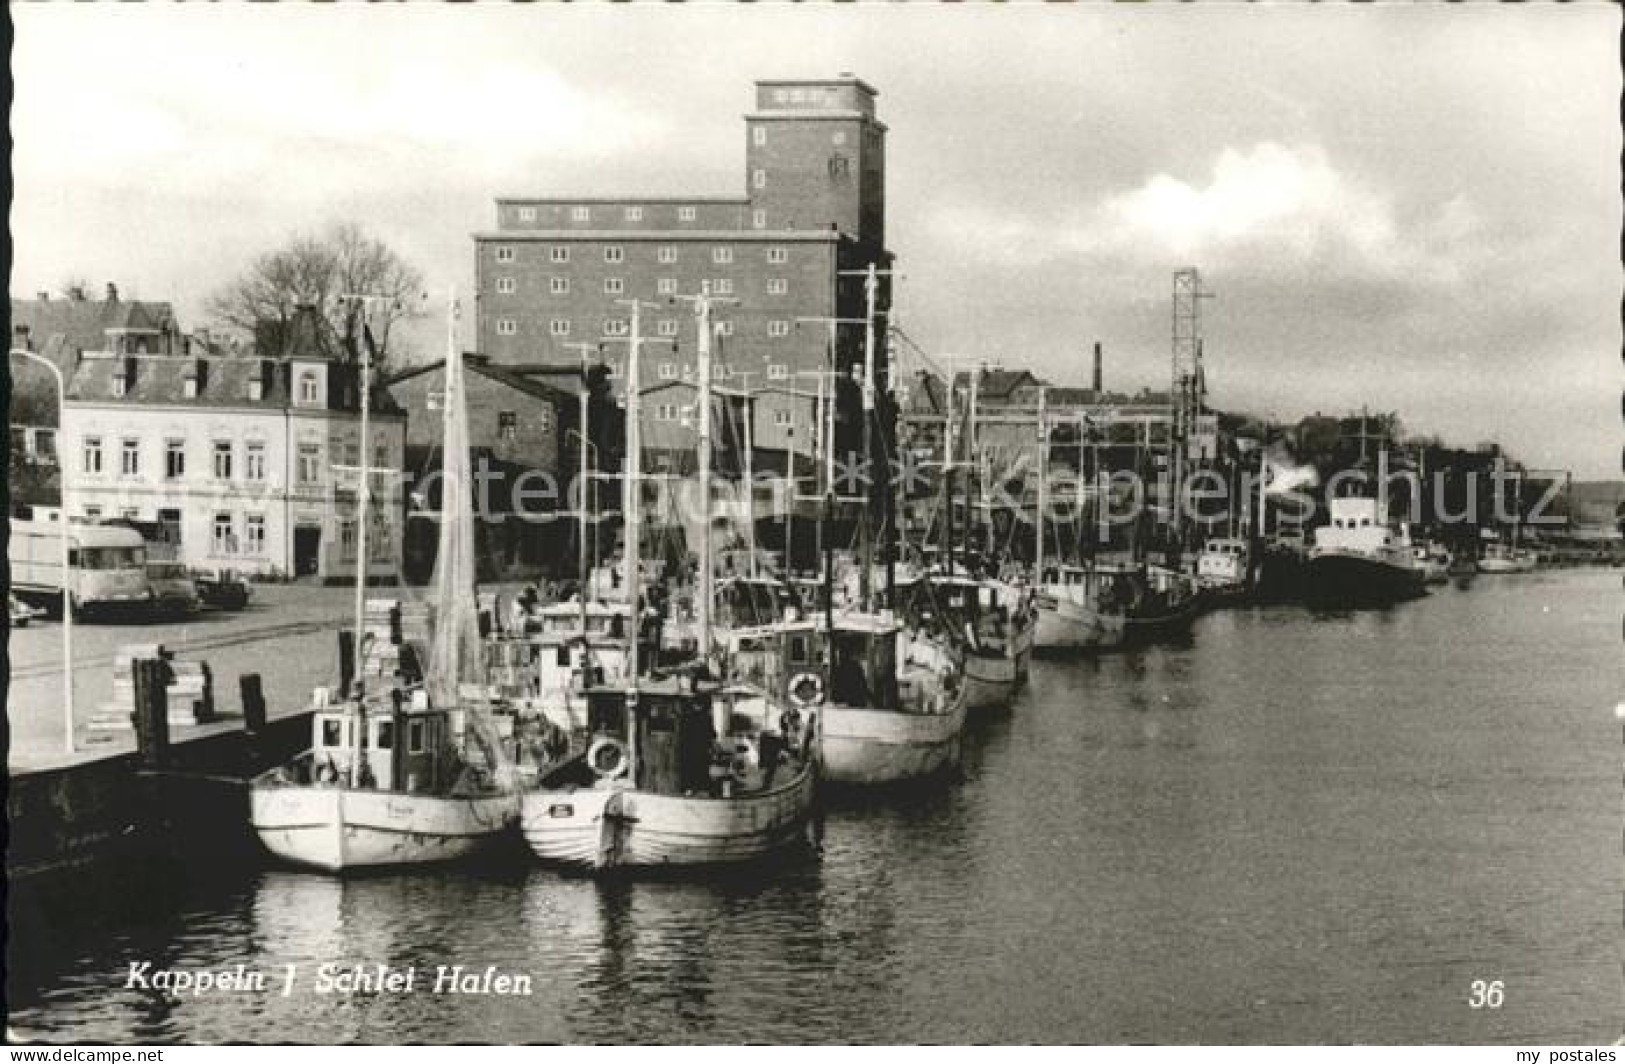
[248,379,264,402]
[112,376,127,398]
[298,371,319,404]
[183,377,198,399]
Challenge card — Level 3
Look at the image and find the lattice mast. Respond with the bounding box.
[1170,268,1213,533]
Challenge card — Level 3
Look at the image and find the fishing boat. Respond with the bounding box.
[1412,540,1453,584]
[1119,562,1205,641]
[252,297,519,872]
[1476,542,1537,574]
[1195,536,1252,603]
[520,288,819,870]
[1032,564,1129,651]
[899,570,1027,711]
[786,608,967,784]
[1303,497,1427,606]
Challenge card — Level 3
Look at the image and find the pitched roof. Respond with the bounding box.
[385,355,578,407]
[10,295,178,375]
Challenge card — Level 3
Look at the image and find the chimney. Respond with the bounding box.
[1092,342,1103,394]
[69,286,86,302]
[35,291,48,302]
[13,323,31,350]
[106,282,119,303]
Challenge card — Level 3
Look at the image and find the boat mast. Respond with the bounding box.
[678,281,734,664]
[859,264,879,612]
[941,379,957,577]
[563,341,598,635]
[619,299,647,691]
[1035,387,1048,578]
[967,366,980,568]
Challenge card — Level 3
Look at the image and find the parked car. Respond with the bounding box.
[193,567,251,610]
[145,561,201,616]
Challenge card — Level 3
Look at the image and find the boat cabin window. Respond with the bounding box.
[320,716,344,749]
[556,645,572,667]
[789,634,811,665]
[408,719,427,754]
[374,719,394,750]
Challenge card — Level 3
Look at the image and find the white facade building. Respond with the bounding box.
[58,307,406,582]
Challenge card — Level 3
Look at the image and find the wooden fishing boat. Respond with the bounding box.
[1032,564,1129,652]
[251,687,517,872]
[252,299,519,872]
[521,673,817,870]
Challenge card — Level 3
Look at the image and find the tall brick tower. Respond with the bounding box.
[744,76,887,255]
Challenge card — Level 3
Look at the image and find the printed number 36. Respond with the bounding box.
[1469,980,1505,1009]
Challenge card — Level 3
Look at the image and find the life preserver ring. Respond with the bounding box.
[587,736,631,780]
[788,672,825,708]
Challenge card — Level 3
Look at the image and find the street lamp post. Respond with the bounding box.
[10,347,75,754]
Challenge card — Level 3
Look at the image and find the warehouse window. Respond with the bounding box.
[550,246,569,263]
[657,278,677,295]
[657,246,677,264]
[768,320,789,337]
[550,320,571,336]
[497,277,516,294]
[604,246,624,263]
[518,206,536,222]
[752,210,767,229]
[625,206,643,222]
[495,246,514,263]
[712,247,733,264]
[604,278,624,295]
[678,206,696,223]
[572,206,590,222]
[768,247,788,264]
[550,277,569,294]
[496,319,517,336]
[768,278,788,295]
[498,411,518,441]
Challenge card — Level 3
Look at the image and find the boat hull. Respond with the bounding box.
[1476,557,1536,574]
[1304,551,1427,606]
[250,786,518,873]
[821,691,968,784]
[520,764,816,870]
[1033,594,1127,651]
[963,651,1017,711]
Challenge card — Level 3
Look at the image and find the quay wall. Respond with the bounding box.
[7,710,314,890]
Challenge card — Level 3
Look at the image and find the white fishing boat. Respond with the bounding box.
[252,297,520,872]
[520,287,819,870]
[251,686,518,872]
[1032,564,1129,651]
[521,672,817,870]
[1476,542,1537,574]
[898,570,1029,711]
[1196,536,1251,600]
[1412,540,1453,584]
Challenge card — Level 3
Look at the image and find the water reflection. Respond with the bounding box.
[8,570,1620,1043]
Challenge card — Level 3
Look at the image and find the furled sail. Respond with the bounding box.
[426,296,486,712]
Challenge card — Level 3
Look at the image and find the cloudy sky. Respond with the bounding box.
[11,4,1620,476]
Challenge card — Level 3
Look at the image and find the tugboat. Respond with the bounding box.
[1304,496,1427,606]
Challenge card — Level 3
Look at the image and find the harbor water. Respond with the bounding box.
[9,568,1619,1043]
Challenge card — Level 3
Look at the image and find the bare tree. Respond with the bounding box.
[207,222,424,371]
